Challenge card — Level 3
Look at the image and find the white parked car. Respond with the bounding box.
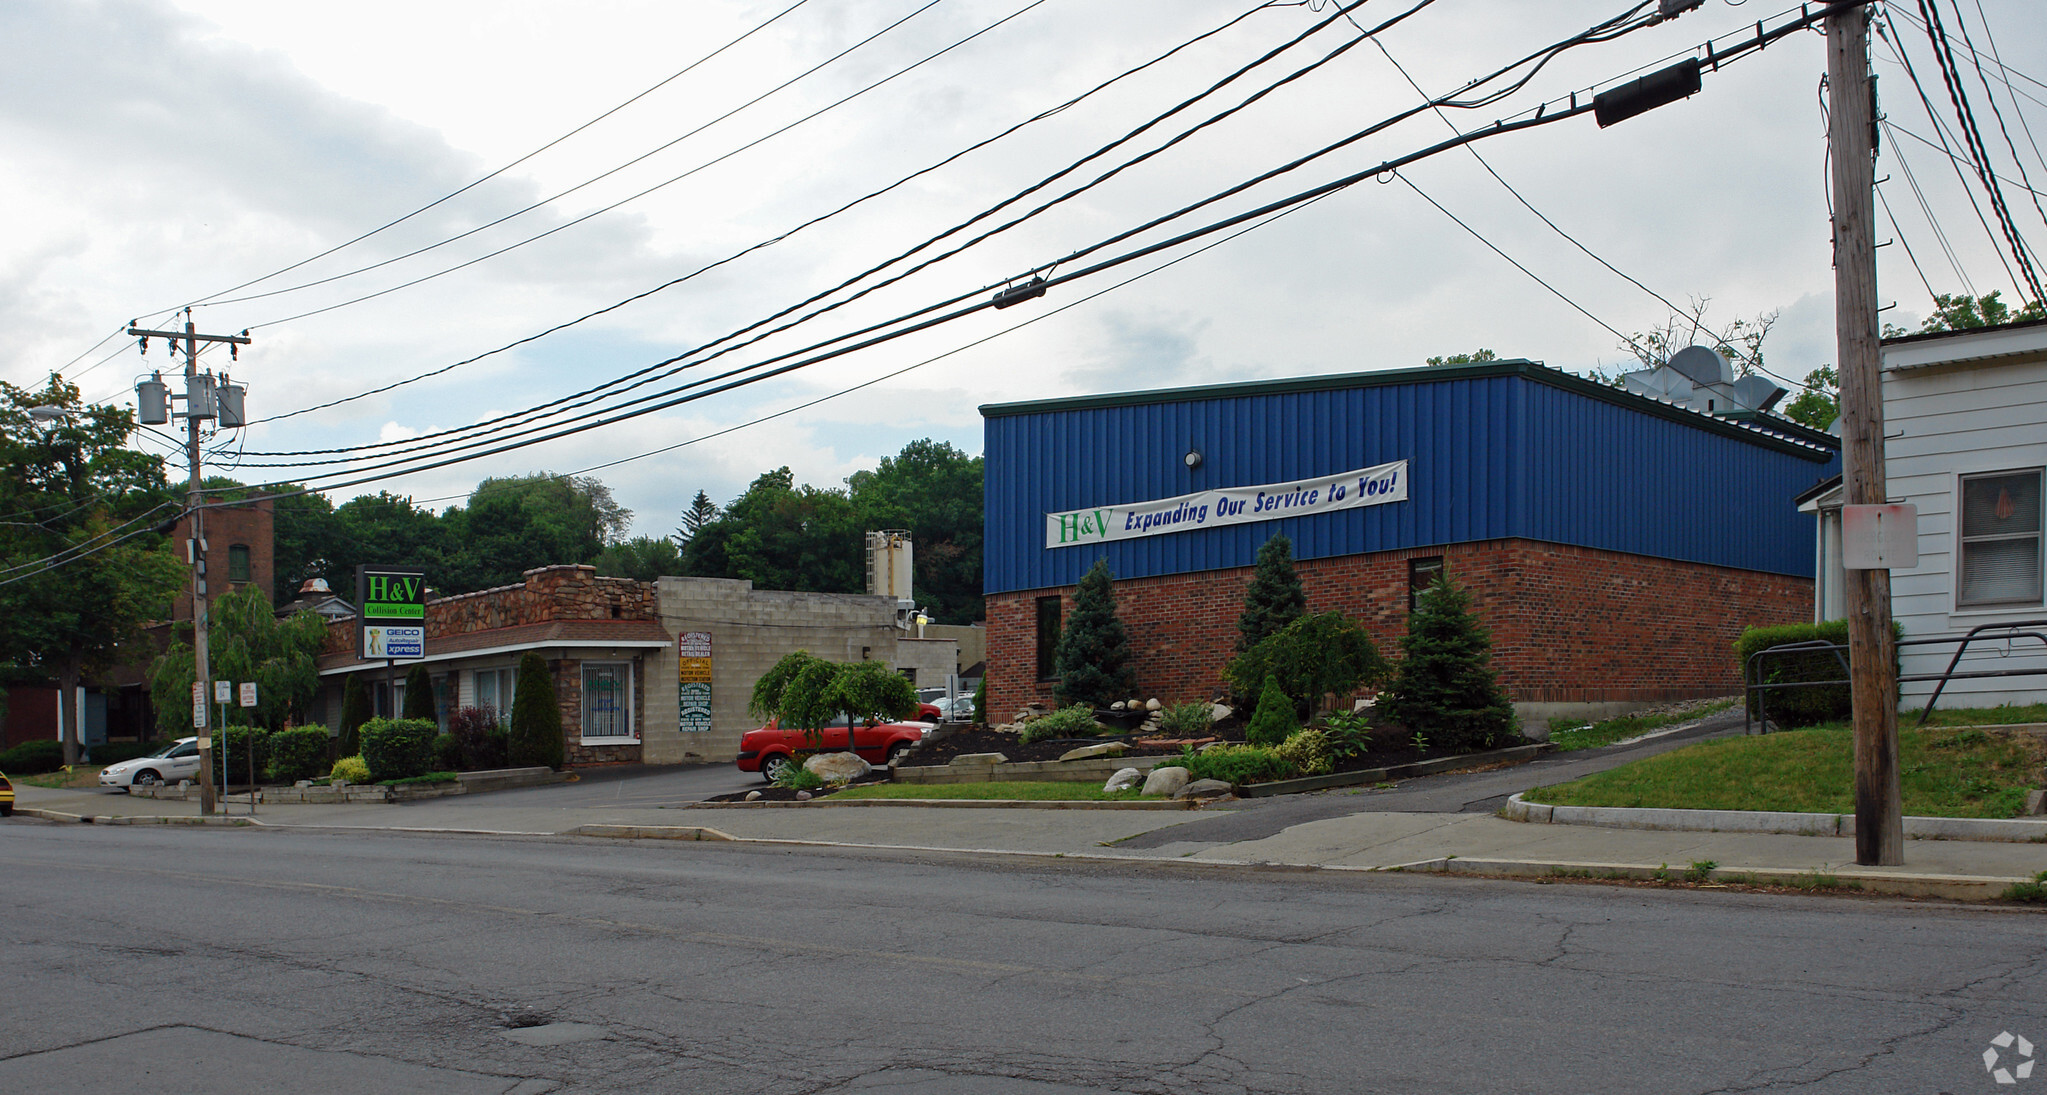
[98,737,202,788]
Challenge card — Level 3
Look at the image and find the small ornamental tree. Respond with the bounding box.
[1245,674,1299,746]
[750,650,916,754]
[402,664,436,721]
[1381,572,1517,753]
[508,651,565,769]
[1053,559,1134,708]
[1236,533,1306,653]
[1226,611,1387,720]
[339,673,372,757]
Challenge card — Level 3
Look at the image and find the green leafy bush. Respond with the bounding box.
[1320,709,1376,762]
[1227,611,1387,718]
[773,763,825,792]
[1018,704,1103,745]
[1733,620,1900,727]
[267,726,332,783]
[432,732,461,772]
[508,652,565,769]
[1273,728,1334,776]
[1245,675,1299,746]
[211,726,272,786]
[0,740,65,774]
[330,755,371,783]
[1157,701,1215,737]
[358,717,437,781]
[1158,743,1296,786]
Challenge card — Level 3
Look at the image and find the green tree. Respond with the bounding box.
[1236,533,1306,653]
[402,663,435,721]
[1381,572,1516,753]
[595,535,685,582]
[268,483,343,602]
[1915,290,2046,332]
[682,467,863,594]
[749,650,915,755]
[847,439,985,623]
[1227,611,1386,720]
[0,376,184,763]
[1245,674,1299,747]
[1781,364,1839,431]
[148,587,328,737]
[1053,559,1134,708]
[508,651,564,769]
[1425,349,1499,366]
[675,490,720,546]
[339,673,372,756]
[439,473,631,592]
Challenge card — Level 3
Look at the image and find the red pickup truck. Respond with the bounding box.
[736,714,934,783]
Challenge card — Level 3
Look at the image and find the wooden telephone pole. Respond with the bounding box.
[128,311,250,817]
[1826,4,1903,866]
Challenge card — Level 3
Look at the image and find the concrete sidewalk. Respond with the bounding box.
[15,779,2045,902]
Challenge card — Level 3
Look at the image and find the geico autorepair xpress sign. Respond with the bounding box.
[1045,460,1408,548]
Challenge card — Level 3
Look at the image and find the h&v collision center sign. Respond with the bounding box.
[357,566,426,661]
[1046,460,1408,549]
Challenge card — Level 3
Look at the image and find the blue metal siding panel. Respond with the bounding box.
[982,372,1836,595]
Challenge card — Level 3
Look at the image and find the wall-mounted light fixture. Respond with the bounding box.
[1183,449,1203,469]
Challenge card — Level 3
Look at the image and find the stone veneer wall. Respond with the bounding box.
[648,577,902,764]
[320,565,658,656]
[985,539,1813,721]
[554,654,648,767]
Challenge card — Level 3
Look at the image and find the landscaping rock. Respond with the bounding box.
[1352,696,1377,713]
[805,752,872,784]
[1176,778,1235,800]
[1104,767,1143,793]
[950,752,1009,766]
[1059,742,1128,762]
[744,790,762,802]
[1142,765,1190,797]
[1210,704,1232,723]
[795,790,812,801]
[1146,698,1162,711]
[1110,701,1127,711]
[2028,789,2045,816]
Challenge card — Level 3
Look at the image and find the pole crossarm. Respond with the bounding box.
[125,326,251,345]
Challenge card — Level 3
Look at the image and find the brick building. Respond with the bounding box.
[980,361,1840,731]
[170,495,273,618]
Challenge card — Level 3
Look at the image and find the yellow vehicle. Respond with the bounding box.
[0,770,14,818]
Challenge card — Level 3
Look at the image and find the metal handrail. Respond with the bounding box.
[1742,619,2047,732]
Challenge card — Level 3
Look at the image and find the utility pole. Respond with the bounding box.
[129,310,249,817]
[1826,3,1903,866]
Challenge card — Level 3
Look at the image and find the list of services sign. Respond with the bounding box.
[1045,460,1408,549]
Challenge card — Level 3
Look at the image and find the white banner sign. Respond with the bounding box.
[1045,460,1408,549]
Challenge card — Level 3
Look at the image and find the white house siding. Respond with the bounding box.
[1881,333,2047,711]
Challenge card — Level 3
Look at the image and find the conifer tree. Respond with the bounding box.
[1245,674,1299,746]
[1237,533,1306,653]
[338,673,372,757]
[402,664,436,721]
[508,652,565,769]
[1053,559,1135,708]
[1382,572,1517,752]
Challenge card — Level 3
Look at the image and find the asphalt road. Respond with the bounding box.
[3,817,2041,1094]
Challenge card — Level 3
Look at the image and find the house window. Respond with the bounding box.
[1409,556,1445,612]
[227,544,251,584]
[1958,469,2044,607]
[581,662,635,742]
[1035,596,1062,681]
[474,667,517,725]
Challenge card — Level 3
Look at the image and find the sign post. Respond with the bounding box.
[239,682,259,814]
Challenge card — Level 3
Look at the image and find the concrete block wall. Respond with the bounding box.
[986,538,1813,721]
[652,577,903,763]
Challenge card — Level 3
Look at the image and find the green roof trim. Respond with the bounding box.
[979,359,1839,462]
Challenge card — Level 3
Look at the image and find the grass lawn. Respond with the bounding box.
[831,781,1160,802]
[15,766,105,790]
[1548,699,1737,752]
[1525,719,2046,818]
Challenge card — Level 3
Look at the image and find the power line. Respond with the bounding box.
[239,0,1280,432]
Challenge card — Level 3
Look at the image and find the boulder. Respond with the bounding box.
[1176,778,1236,800]
[1109,700,1127,711]
[1145,698,1162,711]
[743,790,762,801]
[1059,742,1127,762]
[1103,767,1143,793]
[1141,765,1190,797]
[795,790,812,801]
[1128,698,1143,711]
[1209,704,1232,723]
[2027,788,2046,816]
[949,752,1009,766]
[804,752,872,784]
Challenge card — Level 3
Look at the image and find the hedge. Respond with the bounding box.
[211,726,272,787]
[0,739,65,774]
[358,717,437,781]
[1734,620,1903,727]
[267,726,333,783]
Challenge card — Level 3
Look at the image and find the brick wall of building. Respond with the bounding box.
[986,539,1813,720]
[171,497,273,619]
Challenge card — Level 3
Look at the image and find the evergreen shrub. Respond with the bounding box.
[508,652,565,769]
[1052,559,1135,708]
[1381,573,1518,753]
[1237,533,1306,653]
[267,726,332,783]
[1227,611,1386,719]
[1158,743,1296,785]
[0,740,65,774]
[1245,675,1300,746]
[358,717,436,781]
[402,664,436,721]
[339,674,371,757]
[210,726,272,786]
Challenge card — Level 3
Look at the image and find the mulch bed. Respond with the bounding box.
[703,771,893,803]
[898,722,1533,776]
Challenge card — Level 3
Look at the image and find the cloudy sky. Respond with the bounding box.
[3,0,2041,540]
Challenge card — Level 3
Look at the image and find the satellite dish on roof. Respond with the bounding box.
[1667,344,1733,386]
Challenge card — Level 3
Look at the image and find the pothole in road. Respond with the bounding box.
[499,1022,613,1047]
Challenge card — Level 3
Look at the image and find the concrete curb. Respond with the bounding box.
[1503,793,2047,842]
[679,797,1196,810]
[570,824,734,841]
[1391,856,2033,901]
[17,807,256,827]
